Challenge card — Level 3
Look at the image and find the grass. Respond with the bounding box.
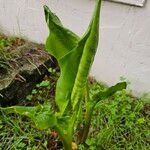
[0,112,51,150]
[0,69,60,150]
[81,82,150,150]
[0,69,149,149]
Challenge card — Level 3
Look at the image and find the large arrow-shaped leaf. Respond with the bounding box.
[44,0,101,113]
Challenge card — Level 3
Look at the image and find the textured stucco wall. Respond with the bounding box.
[0,0,150,94]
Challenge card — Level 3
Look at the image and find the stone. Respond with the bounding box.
[0,42,56,106]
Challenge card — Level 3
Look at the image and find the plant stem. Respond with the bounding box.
[55,123,74,150]
[62,138,72,150]
[79,105,94,144]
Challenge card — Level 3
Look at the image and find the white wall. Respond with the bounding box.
[0,0,150,94]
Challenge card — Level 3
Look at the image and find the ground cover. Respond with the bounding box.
[0,35,149,149]
[0,69,149,149]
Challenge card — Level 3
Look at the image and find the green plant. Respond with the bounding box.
[84,89,150,150]
[0,0,127,149]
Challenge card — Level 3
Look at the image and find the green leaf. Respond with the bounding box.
[39,80,50,87]
[0,104,56,130]
[44,5,80,60]
[137,118,145,124]
[71,0,101,109]
[26,95,33,101]
[44,5,81,113]
[32,89,38,94]
[93,82,127,104]
[44,0,101,113]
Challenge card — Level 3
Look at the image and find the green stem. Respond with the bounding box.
[62,138,72,150]
[55,110,79,150]
[55,126,72,150]
[79,105,94,144]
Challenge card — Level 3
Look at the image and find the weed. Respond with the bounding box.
[83,88,150,150]
[0,76,149,149]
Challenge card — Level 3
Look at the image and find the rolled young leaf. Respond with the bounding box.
[71,0,101,109]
